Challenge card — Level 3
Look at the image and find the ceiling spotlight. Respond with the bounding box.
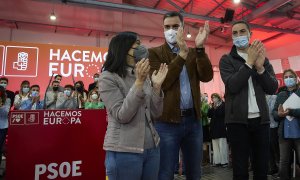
[233,0,241,4]
[187,27,192,38]
[50,12,57,21]
[187,32,192,38]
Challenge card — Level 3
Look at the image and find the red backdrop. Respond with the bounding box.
[0,41,107,96]
[7,109,107,180]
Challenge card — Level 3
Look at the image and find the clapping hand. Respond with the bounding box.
[177,27,189,60]
[255,42,266,72]
[247,40,265,69]
[135,59,150,89]
[151,63,168,94]
[195,21,210,48]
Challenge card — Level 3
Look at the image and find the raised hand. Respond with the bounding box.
[151,63,168,93]
[195,21,210,48]
[247,40,260,66]
[176,27,189,60]
[278,104,289,117]
[135,59,150,89]
[255,42,266,72]
[32,95,40,103]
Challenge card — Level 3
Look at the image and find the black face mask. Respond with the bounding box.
[53,87,59,91]
[129,45,149,63]
[76,86,83,93]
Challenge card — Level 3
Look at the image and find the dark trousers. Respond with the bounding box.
[279,138,300,180]
[0,128,8,166]
[270,127,280,172]
[227,118,270,180]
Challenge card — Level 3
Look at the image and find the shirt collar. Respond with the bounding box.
[167,42,179,54]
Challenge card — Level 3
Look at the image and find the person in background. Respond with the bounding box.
[74,81,87,109]
[219,20,278,180]
[88,73,100,92]
[85,89,105,109]
[201,93,211,166]
[148,11,213,180]
[14,80,30,110]
[56,85,78,110]
[99,31,168,180]
[19,85,44,110]
[45,80,60,109]
[54,74,64,92]
[0,86,11,167]
[0,77,15,108]
[266,94,279,176]
[273,69,300,180]
[208,93,228,167]
[203,93,209,102]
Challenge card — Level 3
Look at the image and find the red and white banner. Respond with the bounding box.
[0,41,107,95]
[7,109,107,180]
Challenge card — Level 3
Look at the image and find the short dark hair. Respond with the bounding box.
[64,84,74,90]
[52,80,60,85]
[0,77,8,83]
[30,84,40,90]
[163,11,184,26]
[211,93,222,101]
[102,31,138,77]
[54,74,62,79]
[75,80,85,87]
[232,20,251,31]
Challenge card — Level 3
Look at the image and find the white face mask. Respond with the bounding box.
[91,94,98,100]
[94,77,99,82]
[22,87,30,93]
[164,29,178,44]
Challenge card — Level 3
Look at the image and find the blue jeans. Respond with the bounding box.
[155,112,203,180]
[105,147,160,180]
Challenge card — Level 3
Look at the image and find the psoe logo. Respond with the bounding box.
[10,112,25,125]
[25,112,39,125]
[4,46,39,77]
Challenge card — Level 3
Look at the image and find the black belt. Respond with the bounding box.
[180,108,194,117]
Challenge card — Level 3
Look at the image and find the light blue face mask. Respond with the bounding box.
[22,87,30,93]
[31,91,39,97]
[284,77,297,88]
[64,90,71,97]
[233,35,249,49]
